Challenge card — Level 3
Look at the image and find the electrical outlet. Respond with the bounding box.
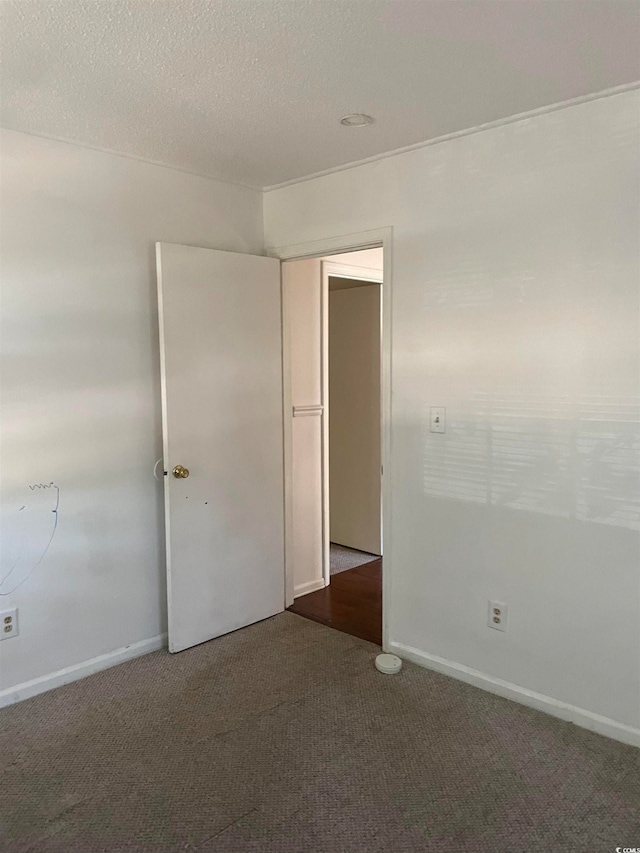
[0,608,18,640]
[488,600,507,632]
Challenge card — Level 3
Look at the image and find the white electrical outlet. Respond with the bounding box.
[488,600,507,632]
[1,608,18,640]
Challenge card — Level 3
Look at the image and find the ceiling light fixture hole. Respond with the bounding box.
[340,113,374,127]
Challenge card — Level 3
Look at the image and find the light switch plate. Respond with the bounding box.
[430,407,446,433]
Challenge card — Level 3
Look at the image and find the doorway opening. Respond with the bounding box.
[282,248,383,645]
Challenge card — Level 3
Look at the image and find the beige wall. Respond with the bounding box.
[326,248,383,270]
[329,284,382,554]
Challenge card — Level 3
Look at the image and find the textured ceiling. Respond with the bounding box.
[2,0,639,188]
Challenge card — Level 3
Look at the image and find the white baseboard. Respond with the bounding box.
[387,640,640,749]
[0,633,167,709]
[294,578,326,598]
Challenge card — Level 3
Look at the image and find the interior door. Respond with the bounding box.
[156,242,284,653]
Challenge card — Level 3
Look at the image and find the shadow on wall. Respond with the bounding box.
[422,392,640,530]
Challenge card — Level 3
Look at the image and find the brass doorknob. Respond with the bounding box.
[172,465,190,479]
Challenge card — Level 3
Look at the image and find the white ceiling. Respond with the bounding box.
[2,1,639,189]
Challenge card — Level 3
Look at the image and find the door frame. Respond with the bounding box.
[269,227,393,650]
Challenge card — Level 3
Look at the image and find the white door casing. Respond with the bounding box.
[272,228,391,647]
[156,242,285,653]
[281,254,383,602]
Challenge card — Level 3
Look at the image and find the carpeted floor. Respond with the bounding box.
[330,543,379,574]
[1,613,638,853]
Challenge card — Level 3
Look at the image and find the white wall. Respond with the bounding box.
[0,130,263,699]
[329,284,381,554]
[265,91,640,741]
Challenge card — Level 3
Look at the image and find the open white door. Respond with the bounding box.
[157,243,284,653]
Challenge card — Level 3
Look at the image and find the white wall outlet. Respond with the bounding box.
[0,608,18,640]
[430,407,446,433]
[488,600,507,632]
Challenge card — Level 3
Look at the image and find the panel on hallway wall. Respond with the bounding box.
[329,284,381,555]
[286,260,322,406]
[290,414,324,596]
[282,259,325,596]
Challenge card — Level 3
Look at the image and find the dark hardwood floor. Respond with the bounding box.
[287,560,382,645]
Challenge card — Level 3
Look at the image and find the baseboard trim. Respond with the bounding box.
[0,633,167,708]
[294,578,326,598]
[387,640,640,749]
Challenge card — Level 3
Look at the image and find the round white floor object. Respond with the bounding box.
[375,653,402,674]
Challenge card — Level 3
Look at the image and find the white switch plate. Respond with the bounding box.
[488,600,507,632]
[0,608,18,640]
[430,407,446,433]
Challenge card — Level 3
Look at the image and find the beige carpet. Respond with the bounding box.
[1,612,638,853]
[330,543,379,574]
